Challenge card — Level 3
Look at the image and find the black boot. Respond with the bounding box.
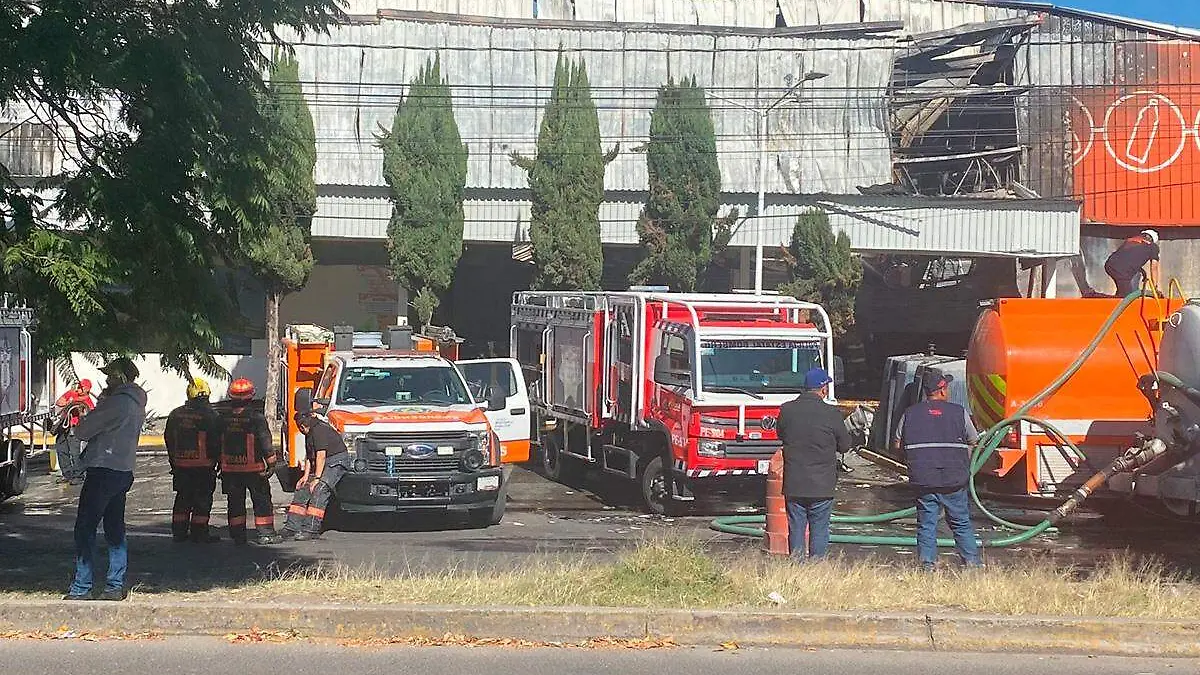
[171,519,190,543]
[189,524,220,543]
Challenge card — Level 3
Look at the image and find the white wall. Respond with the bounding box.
[56,350,267,421]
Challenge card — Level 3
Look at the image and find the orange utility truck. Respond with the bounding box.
[280,323,524,527]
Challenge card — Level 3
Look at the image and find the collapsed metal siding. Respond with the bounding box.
[314,193,1080,256]
[286,15,896,196]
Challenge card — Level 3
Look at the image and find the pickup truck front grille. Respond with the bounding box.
[366,455,462,474]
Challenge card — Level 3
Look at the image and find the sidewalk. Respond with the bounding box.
[0,599,1196,656]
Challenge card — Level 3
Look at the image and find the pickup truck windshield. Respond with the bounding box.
[337,366,471,407]
[699,339,823,395]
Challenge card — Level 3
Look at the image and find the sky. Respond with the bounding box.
[1061,0,1200,29]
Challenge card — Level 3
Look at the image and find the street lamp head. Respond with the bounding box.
[802,71,829,82]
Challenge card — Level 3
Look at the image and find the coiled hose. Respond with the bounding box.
[711,290,1153,548]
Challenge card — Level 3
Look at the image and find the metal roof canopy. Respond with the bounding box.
[311,192,1081,259]
[740,194,1081,259]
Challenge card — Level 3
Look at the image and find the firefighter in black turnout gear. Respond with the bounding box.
[164,378,221,543]
[282,412,350,541]
[218,379,281,545]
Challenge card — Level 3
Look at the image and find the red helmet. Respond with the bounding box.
[228,378,256,400]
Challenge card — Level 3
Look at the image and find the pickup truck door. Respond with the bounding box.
[457,358,532,464]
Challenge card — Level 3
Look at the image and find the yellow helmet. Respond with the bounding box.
[186,377,211,399]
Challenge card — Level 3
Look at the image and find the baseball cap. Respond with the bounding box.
[101,357,140,383]
[920,369,953,395]
[804,367,833,389]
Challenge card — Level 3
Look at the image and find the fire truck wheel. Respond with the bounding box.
[540,430,584,485]
[0,439,28,498]
[640,456,673,516]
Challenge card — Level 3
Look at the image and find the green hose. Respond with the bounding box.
[711,290,1150,549]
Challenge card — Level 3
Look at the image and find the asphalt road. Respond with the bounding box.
[1,637,1195,675]
[6,447,1200,596]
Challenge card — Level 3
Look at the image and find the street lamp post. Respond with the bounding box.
[710,71,828,294]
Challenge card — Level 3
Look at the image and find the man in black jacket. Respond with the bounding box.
[777,367,851,560]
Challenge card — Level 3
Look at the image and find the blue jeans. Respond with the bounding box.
[916,487,981,566]
[69,467,134,596]
[786,497,833,559]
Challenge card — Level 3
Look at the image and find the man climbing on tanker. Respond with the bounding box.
[777,367,851,562]
[892,370,982,570]
[1103,229,1161,297]
[164,378,221,543]
[281,411,350,541]
[217,378,281,545]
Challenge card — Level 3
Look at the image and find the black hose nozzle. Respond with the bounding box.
[1049,439,1168,524]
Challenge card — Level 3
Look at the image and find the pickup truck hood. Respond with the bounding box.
[328,405,488,429]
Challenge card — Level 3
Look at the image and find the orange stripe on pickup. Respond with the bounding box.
[501,440,531,464]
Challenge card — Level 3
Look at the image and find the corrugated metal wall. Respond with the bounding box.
[285,15,895,196]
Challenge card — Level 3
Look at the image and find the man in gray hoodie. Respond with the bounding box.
[64,357,148,601]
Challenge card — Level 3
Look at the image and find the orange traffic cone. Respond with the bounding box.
[763,450,794,555]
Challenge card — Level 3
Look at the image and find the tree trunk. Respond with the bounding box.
[265,289,282,436]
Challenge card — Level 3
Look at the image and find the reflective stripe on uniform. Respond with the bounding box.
[904,442,972,450]
[228,515,247,526]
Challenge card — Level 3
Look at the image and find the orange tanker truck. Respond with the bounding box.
[870,294,1200,518]
[279,323,529,527]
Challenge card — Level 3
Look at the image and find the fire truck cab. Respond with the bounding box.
[282,323,522,528]
[512,290,835,514]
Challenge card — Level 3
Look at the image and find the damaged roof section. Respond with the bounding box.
[888,15,1041,197]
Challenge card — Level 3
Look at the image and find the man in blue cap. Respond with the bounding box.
[776,367,851,561]
[892,369,982,570]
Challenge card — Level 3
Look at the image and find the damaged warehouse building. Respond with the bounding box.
[1,0,1195,405]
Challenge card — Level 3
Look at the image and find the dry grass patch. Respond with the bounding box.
[7,534,1199,619]
[166,534,1200,619]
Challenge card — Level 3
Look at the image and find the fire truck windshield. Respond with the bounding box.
[699,339,823,395]
[336,366,472,407]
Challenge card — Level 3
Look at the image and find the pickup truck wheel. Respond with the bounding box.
[0,439,28,498]
[469,495,506,528]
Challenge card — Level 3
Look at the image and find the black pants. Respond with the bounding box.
[1106,266,1145,298]
[221,473,275,542]
[284,462,347,535]
[55,433,85,485]
[171,468,217,541]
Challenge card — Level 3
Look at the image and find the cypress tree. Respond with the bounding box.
[512,52,617,290]
[629,76,722,292]
[241,51,317,427]
[778,211,863,339]
[379,54,468,325]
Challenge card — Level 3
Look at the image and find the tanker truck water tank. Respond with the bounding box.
[1159,302,1200,394]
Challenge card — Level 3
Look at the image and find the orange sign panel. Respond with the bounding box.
[1071,43,1200,226]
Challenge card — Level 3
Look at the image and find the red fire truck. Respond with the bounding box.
[511,290,835,514]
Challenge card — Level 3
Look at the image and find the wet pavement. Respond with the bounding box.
[4,447,1200,596]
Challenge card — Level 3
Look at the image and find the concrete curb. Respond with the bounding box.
[1,600,1198,656]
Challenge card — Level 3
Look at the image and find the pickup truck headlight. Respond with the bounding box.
[465,430,496,470]
[341,431,364,449]
[698,439,724,458]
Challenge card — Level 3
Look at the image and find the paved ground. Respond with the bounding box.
[5,446,1200,596]
[1,637,1195,675]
